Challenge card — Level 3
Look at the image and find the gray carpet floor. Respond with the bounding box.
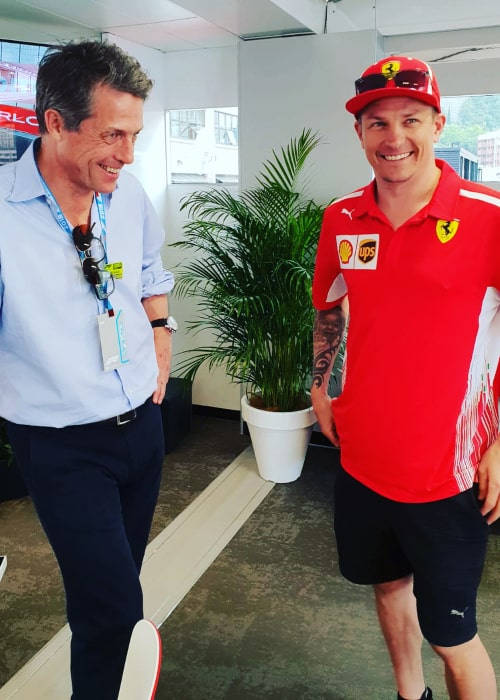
[1,415,500,699]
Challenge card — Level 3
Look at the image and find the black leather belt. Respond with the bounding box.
[103,408,137,426]
[92,400,150,427]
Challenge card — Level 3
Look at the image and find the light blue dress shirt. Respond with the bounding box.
[0,139,174,427]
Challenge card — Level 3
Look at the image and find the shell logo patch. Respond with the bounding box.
[336,234,379,270]
[381,60,400,79]
[339,239,353,264]
[436,219,459,244]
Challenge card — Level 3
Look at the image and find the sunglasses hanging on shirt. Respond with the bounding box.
[72,223,115,301]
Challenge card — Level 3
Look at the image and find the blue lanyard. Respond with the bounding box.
[39,176,113,311]
[94,190,108,251]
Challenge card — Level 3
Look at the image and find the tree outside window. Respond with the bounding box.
[438,95,500,182]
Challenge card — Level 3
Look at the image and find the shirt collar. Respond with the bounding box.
[346,159,461,223]
[427,159,462,221]
[7,137,117,206]
[347,180,380,220]
[7,138,45,203]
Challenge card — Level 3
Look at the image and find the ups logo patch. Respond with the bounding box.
[358,239,377,264]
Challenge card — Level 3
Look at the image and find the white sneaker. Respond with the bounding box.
[117,619,162,700]
[0,555,6,583]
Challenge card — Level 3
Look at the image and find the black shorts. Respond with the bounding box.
[333,467,490,647]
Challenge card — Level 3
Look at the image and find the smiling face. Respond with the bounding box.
[318,309,343,342]
[44,82,144,197]
[355,96,445,186]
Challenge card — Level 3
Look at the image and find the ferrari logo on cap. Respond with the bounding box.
[381,60,401,79]
[436,219,459,243]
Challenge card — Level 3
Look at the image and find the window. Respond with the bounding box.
[0,39,47,104]
[167,107,238,185]
[0,40,47,64]
[0,39,49,164]
[169,109,205,140]
[437,95,500,183]
[214,110,238,146]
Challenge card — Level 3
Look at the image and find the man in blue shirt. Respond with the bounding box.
[0,40,174,699]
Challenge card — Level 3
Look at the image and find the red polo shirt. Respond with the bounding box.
[313,160,500,502]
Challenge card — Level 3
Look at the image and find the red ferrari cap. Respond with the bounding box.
[345,56,441,116]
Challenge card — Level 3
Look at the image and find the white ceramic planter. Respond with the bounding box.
[241,395,317,483]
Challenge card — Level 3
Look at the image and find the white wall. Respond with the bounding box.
[102,34,168,221]
[163,47,238,110]
[239,30,381,202]
[162,47,241,410]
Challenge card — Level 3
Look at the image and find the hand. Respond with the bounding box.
[311,389,339,447]
[477,438,500,524]
[151,328,172,404]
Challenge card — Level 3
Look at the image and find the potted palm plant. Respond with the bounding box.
[173,128,328,482]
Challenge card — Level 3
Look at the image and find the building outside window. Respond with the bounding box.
[438,95,500,183]
[167,107,238,184]
[214,110,238,146]
[169,109,205,141]
[0,40,47,164]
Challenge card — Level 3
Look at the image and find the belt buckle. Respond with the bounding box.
[117,409,136,426]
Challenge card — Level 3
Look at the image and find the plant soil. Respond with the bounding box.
[248,394,310,412]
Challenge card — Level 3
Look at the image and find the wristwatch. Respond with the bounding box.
[150,316,178,333]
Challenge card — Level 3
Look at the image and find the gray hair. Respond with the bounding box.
[35,40,153,134]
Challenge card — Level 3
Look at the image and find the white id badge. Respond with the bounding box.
[97,310,129,371]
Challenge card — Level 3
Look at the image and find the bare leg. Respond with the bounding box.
[373,575,426,700]
[432,634,496,700]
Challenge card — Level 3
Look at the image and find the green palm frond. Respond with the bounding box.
[256,129,324,192]
[172,128,328,411]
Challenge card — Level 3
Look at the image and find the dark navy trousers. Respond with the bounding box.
[7,399,164,700]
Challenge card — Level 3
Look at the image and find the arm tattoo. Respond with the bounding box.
[312,306,346,389]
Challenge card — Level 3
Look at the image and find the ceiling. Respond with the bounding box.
[0,0,500,62]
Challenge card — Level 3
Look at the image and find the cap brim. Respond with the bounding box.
[345,88,440,116]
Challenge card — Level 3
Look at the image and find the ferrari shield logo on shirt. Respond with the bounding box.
[436,219,459,244]
[336,234,379,269]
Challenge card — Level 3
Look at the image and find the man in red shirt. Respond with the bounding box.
[312,55,500,700]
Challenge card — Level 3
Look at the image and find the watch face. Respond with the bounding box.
[167,316,178,331]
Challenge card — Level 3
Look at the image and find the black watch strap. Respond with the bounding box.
[150,316,177,332]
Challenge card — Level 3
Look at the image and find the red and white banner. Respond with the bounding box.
[0,104,39,136]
